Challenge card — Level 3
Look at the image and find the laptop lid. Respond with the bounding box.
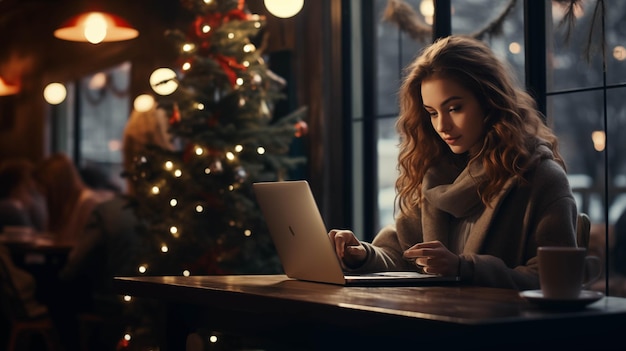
[254,180,346,285]
[253,180,460,286]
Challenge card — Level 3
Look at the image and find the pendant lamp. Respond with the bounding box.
[54,11,138,44]
[0,77,19,96]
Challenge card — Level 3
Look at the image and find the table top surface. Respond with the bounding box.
[0,235,72,252]
[113,274,626,326]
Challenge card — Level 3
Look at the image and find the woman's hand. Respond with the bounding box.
[328,229,367,269]
[403,240,459,276]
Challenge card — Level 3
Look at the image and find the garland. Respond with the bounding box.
[383,0,592,46]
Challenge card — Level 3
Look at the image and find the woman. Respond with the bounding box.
[329,35,578,290]
[0,158,48,232]
[35,153,113,245]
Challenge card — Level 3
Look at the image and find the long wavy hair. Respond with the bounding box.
[34,153,87,233]
[395,35,565,217]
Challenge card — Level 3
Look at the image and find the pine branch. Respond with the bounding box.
[382,0,431,43]
[470,0,518,40]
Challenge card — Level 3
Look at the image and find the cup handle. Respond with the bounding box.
[582,255,602,289]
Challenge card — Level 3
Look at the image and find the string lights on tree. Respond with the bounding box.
[125,0,307,279]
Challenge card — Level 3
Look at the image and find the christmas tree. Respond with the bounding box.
[125,0,307,277]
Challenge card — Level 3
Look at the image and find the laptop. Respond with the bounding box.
[253,180,460,286]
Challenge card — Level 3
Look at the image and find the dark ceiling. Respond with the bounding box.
[0,0,190,88]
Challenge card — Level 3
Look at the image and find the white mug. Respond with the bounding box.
[537,246,602,300]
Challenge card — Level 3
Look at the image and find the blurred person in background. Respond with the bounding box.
[0,158,48,233]
[34,153,113,246]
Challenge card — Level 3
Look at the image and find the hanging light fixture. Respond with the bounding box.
[264,0,304,18]
[54,11,138,44]
[0,77,19,96]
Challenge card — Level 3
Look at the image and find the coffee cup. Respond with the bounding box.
[538,246,602,300]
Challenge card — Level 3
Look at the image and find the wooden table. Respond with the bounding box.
[1,237,72,285]
[113,274,626,350]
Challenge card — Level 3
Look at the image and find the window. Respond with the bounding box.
[51,62,131,191]
[548,0,626,224]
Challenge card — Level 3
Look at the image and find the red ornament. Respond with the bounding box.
[294,121,308,138]
[169,102,181,125]
[215,54,247,87]
[116,337,130,350]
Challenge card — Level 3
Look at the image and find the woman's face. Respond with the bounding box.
[421,77,486,155]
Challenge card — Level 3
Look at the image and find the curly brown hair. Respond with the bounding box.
[396,35,565,217]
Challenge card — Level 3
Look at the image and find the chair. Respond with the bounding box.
[0,246,62,351]
[576,213,591,249]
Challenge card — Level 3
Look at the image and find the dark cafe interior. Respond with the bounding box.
[1,0,626,350]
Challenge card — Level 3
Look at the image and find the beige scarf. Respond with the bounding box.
[420,141,554,252]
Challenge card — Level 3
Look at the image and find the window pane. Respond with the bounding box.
[79,62,131,191]
[375,0,423,117]
[451,0,525,83]
[606,0,626,85]
[548,91,604,221]
[549,0,606,92]
[378,118,399,229]
[606,87,626,234]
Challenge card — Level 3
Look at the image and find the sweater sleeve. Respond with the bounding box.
[350,213,425,273]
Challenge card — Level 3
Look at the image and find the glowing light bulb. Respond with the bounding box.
[150,68,178,96]
[264,0,304,18]
[83,13,108,44]
[43,83,67,104]
[133,94,155,112]
[592,131,606,152]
